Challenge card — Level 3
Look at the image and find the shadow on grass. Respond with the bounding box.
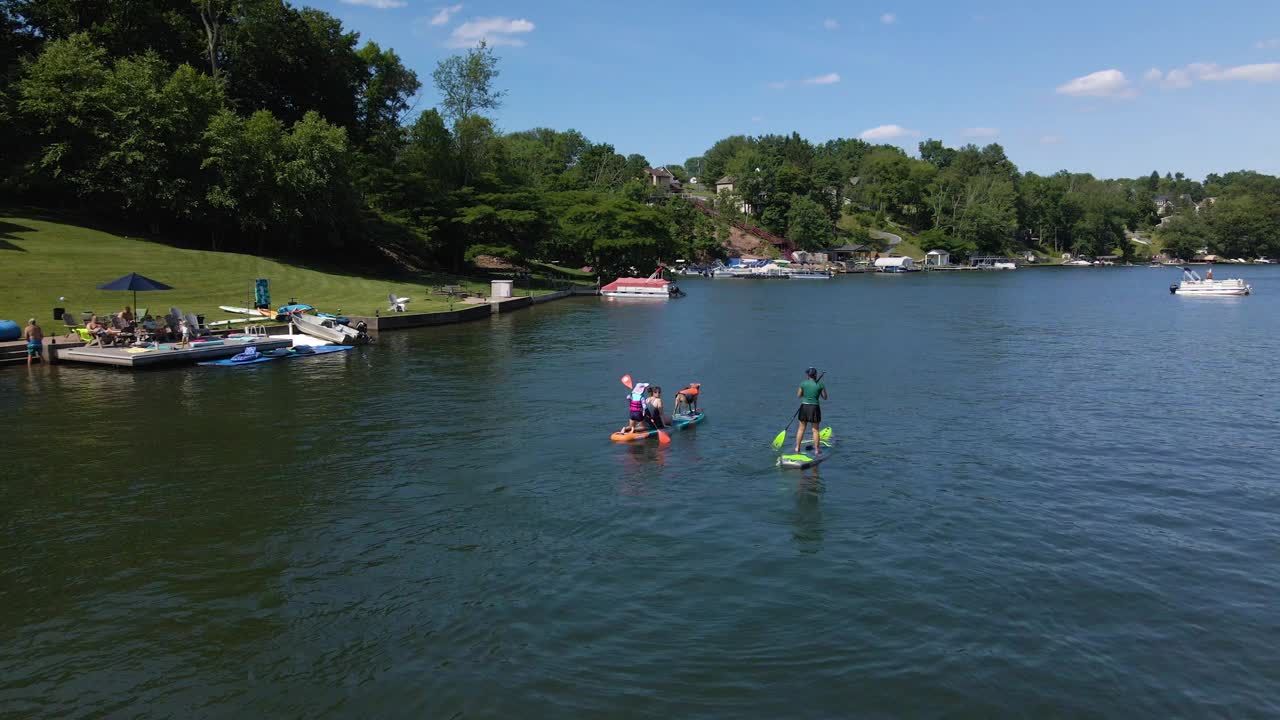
[0,206,595,293]
[0,220,35,250]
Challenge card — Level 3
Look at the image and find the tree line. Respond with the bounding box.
[2,1,1278,272]
[0,0,699,276]
[682,135,1280,261]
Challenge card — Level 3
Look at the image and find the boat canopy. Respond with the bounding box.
[600,278,670,292]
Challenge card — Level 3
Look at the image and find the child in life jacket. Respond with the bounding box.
[621,382,650,433]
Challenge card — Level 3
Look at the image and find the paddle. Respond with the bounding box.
[620,374,671,446]
[771,371,826,450]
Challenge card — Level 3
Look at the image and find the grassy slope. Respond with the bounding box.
[0,214,578,324]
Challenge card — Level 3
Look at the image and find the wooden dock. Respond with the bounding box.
[59,337,291,368]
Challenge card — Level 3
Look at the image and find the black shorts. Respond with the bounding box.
[630,410,646,422]
[798,404,821,423]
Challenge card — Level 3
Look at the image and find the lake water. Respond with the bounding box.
[3,267,1280,718]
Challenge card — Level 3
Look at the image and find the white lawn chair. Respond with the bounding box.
[387,292,411,312]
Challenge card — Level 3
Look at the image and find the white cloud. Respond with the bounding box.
[1162,68,1192,88]
[880,12,896,24]
[340,0,406,8]
[446,16,535,47]
[961,127,999,138]
[1144,67,1162,82]
[430,4,463,25]
[1040,135,1063,145]
[860,124,919,141]
[1196,62,1280,82]
[1255,38,1280,49]
[1147,62,1280,90]
[1055,69,1135,98]
[823,18,839,30]
[803,72,841,85]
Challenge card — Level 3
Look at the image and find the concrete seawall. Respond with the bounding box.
[348,287,591,333]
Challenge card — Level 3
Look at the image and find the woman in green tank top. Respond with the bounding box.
[795,367,827,453]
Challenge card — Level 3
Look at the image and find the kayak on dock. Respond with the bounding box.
[197,345,353,367]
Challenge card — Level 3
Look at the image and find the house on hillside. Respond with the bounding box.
[1154,195,1174,215]
[714,176,736,194]
[645,167,675,192]
[1195,197,1218,213]
[924,249,951,267]
[826,243,871,263]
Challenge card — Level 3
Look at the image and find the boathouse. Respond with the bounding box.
[925,249,951,267]
[874,256,915,272]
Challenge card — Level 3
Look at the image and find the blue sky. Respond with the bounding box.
[317,0,1280,179]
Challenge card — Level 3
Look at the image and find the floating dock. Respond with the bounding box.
[59,338,292,368]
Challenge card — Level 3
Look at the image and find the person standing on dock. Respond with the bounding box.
[794,367,827,454]
[22,318,43,367]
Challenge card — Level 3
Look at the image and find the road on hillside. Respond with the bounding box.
[870,229,902,248]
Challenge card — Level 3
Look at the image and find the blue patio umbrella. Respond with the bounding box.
[96,272,174,314]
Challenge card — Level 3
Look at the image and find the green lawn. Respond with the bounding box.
[0,213,583,325]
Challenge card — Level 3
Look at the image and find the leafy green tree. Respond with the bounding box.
[455,114,500,186]
[453,190,552,262]
[1159,215,1208,261]
[280,110,358,249]
[355,41,420,158]
[17,34,111,193]
[701,134,753,183]
[786,194,833,250]
[1204,193,1280,258]
[502,127,589,189]
[9,0,203,68]
[918,139,955,168]
[222,3,365,129]
[431,40,504,127]
[683,156,705,179]
[202,108,287,250]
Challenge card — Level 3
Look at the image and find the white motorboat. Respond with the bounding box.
[1063,259,1093,267]
[787,269,833,279]
[292,312,371,344]
[600,268,682,299]
[992,261,1017,270]
[1170,268,1252,296]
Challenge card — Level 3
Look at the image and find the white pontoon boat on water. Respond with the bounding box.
[1170,268,1252,296]
[292,312,372,344]
[600,267,683,299]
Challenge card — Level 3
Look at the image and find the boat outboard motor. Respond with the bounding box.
[1169,283,1179,294]
[354,319,373,343]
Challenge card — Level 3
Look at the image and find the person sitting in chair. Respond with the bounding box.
[85,315,116,345]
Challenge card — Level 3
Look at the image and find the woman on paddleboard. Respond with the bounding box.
[645,386,666,430]
[795,367,827,454]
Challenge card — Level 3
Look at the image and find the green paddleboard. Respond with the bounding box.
[777,443,833,469]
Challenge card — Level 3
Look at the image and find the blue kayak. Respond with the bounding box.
[672,409,706,428]
[198,345,353,367]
